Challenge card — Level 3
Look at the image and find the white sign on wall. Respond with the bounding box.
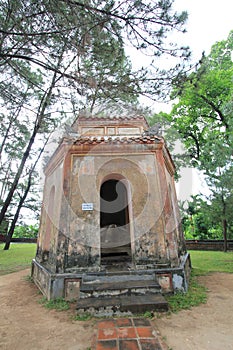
[82,203,94,211]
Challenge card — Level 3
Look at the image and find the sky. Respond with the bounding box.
[174,0,232,61]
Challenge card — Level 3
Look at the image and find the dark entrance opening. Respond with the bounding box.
[100,179,131,265]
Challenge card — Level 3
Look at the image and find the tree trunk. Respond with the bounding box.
[222,218,228,252]
[0,128,38,226]
[221,193,228,253]
[4,176,32,250]
[0,73,57,227]
[3,137,50,250]
[0,104,24,160]
[0,42,66,229]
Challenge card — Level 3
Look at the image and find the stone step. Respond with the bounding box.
[80,279,161,298]
[82,272,156,283]
[76,293,169,315]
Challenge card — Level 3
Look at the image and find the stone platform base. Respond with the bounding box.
[31,253,191,305]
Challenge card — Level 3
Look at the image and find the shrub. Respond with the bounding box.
[13,224,38,238]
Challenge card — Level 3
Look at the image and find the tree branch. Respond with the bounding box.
[185,132,200,159]
[198,93,229,129]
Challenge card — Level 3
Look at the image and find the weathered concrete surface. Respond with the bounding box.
[32,115,189,300]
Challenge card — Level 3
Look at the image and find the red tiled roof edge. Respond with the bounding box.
[72,135,163,145]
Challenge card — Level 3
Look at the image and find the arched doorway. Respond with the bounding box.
[100,179,131,265]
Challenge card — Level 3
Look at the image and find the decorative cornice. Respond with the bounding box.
[73,135,163,145]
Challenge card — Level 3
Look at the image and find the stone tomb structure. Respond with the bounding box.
[32,114,191,313]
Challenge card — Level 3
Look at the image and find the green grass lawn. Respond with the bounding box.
[190,250,233,275]
[0,243,36,275]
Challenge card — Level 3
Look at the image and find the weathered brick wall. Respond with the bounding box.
[186,240,233,251]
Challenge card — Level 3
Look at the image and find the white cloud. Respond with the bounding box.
[174,0,232,60]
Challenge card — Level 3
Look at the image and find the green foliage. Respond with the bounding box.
[169,33,233,244]
[181,194,233,241]
[39,297,70,311]
[170,31,233,165]
[184,220,223,240]
[181,196,208,239]
[74,313,92,321]
[143,311,154,319]
[13,224,38,239]
[166,273,207,313]
[0,243,36,275]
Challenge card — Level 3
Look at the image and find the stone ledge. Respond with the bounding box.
[76,294,169,315]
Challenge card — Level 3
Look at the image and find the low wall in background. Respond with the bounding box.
[0,235,37,243]
[1,235,233,251]
[186,240,233,251]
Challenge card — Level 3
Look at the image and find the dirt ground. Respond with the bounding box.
[156,273,233,350]
[0,270,233,350]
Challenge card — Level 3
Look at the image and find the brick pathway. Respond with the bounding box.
[94,318,167,350]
